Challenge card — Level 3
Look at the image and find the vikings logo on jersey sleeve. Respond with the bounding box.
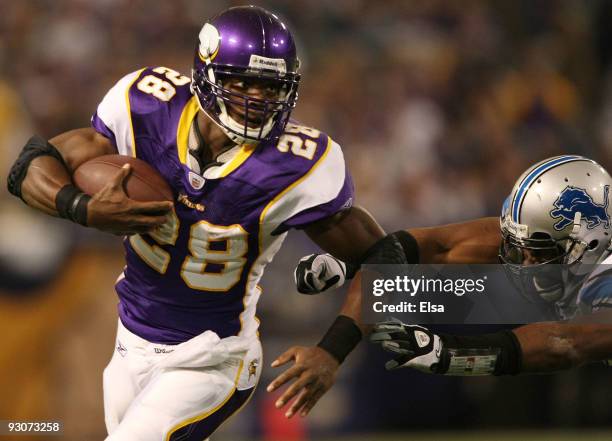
[550,185,610,231]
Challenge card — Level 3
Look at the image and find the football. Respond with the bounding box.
[73,155,173,202]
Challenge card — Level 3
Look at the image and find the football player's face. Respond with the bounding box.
[222,77,284,128]
[521,247,562,265]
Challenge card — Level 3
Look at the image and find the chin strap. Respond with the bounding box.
[571,212,582,237]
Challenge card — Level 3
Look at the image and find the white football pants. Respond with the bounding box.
[103,320,261,441]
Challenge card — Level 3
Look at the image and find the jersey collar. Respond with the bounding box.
[177,96,256,178]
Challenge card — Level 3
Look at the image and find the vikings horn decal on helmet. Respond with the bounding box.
[192,6,301,145]
[499,155,612,311]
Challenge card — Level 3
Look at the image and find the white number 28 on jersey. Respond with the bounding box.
[136,67,190,102]
[129,211,249,292]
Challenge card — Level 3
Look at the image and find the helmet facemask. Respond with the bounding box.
[192,62,299,145]
[499,228,587,304]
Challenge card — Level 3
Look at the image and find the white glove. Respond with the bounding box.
[370,320,444,372]
[294,253,347,294]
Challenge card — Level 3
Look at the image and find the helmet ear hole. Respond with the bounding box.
[588,240,599,250]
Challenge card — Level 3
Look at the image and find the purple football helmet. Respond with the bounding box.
[192,6,301,144]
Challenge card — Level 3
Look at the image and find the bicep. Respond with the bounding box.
[305,205,385,263]
[410,217,500,264]
[50,127,117,172]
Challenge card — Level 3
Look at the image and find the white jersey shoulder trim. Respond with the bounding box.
[261,137,346,234]
[96,69,144,157]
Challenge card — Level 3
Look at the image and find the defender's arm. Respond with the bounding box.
[295,217,501,295]
[410,216,500,264]
[371,311,612,376]
[515,317,612,372]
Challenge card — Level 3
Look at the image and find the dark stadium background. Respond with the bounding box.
[2,1,612,440]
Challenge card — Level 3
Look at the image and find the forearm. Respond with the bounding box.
[21,155,72,215]
[409,217,500,264]
[9,128,114,216]
[514,322,612,373]
[338,272,372,336]
[308,207,388,361]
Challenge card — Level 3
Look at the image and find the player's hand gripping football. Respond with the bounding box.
[267,345,339,418]
[294,253,349,294]
[87,164,173,235]
[370,321,444,372]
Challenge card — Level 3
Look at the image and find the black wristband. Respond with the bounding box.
[317,315,363,364]
[55,184,91,226]
[345,261,360,279]
[437,330,522,376]
[73,192,91,226]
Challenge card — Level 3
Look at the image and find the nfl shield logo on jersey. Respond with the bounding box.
[189,171,205,190]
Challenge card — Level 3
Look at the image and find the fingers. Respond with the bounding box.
[305,272,316,291]
[385,354,412,370]
[286,382,328,418]
[285,388,310,418]
[369,331,392,343]
[385,359,401,370]
[129,200,174,215]
[132,215,169,227]
[270,347,298,369]
[110,164,132,191]
[381,340,413,356]
[322,274,340,290]
[299,384,326,417]
[373,321,406,333]
[267,364,305,393]
[274,374,315,410]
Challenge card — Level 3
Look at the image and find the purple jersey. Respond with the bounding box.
[91,67,354,343]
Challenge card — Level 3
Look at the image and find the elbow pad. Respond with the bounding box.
[7,135,67,201]
[361,230,420,265]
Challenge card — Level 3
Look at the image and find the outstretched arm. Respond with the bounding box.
[295,216,501,295]
[515,317,612,372]
[372,312,612,376]
[409,216,500,264]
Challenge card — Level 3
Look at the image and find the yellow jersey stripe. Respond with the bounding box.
[218,144,257,177]
[176,96,200,164]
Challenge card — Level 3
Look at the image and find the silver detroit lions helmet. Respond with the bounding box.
[499,155,612,310]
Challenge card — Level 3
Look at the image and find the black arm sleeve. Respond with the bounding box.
[361,230,420,265]
[7,135,67,201]
[438,330,523,376]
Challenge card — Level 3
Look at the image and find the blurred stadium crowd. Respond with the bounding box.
[2,1,612,440]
